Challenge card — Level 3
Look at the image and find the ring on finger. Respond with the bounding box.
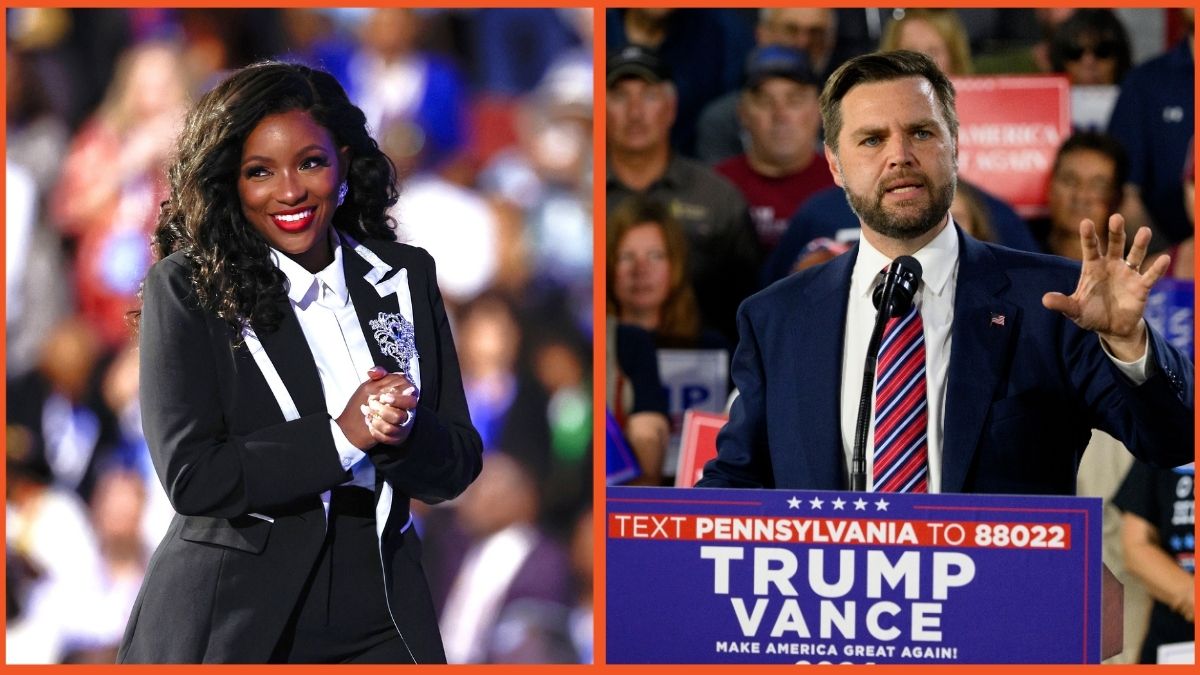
[401,408,415,428]
[1123,259,1140,272]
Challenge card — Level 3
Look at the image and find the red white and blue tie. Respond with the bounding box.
[872,303,929,493]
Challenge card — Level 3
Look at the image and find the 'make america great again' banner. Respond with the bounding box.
[607,486,1102,664]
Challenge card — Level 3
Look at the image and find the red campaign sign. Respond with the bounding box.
[675,410,728,487]
[952,75,1071,218]
[608,513,1073,550]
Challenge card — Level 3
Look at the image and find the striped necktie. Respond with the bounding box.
[872,303,929,492]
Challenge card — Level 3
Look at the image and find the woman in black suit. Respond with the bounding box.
[118,62,481,663]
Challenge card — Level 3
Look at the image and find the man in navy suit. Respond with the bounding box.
[698,50,1193,494]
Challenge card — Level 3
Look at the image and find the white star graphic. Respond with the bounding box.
[874,498,890,511]
[787,496,801,509]
[831,497,846,510]
[853,498,868,511]
[808,496,824,509]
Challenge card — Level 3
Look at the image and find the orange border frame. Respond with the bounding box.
[0,3,1196,674]
[597,4,1198,673]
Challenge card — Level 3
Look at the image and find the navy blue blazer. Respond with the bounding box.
[698,229,1193,495]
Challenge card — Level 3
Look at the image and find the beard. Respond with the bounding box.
[844,169,956,241]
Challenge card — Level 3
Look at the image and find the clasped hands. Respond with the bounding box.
[336,366,418,450]
[1042,214,1169,362]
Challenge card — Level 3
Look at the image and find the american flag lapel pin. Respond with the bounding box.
[990,312,1006,327]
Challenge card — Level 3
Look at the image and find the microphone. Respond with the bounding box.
[850,256,924,491]
[872,256,922,317]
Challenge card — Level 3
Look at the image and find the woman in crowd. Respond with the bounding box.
[1050,9,1132,86]
[607,196,725,350]
[880,9,973,75]
[119,62,481,664]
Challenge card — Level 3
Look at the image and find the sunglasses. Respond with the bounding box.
[1064,42,1118,61]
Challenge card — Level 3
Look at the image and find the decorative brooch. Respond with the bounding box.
[369,311,417,379]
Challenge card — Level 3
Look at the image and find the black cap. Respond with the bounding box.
[606,45,671,87]
[744,45,819,90]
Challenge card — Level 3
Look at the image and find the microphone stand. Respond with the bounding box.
[850,272,901,492]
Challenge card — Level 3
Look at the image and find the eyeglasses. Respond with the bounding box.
[1064,42,1118,61]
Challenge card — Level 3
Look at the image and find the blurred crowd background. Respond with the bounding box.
[6,7,593,664]
[605,8,1193,664]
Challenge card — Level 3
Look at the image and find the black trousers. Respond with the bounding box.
[270,487,413,663]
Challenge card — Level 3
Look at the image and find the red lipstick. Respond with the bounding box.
[271,206,316,233]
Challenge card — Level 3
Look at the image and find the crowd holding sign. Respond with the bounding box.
[607,486,1103,664]
[1145,278,1194,359]
[953,76,1072,218]
[656,349,729,480]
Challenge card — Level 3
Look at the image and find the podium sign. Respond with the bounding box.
[607,486,1102,664]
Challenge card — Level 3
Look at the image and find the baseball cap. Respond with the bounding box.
[744,45,819,90]
[606,45,671,87]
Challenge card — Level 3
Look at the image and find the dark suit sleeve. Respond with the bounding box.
[139,258,350,518]
[1089,324,1194,469]
[695,300,775,488]
[368,250,483,503]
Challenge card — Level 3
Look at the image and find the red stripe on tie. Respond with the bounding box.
[873,303,928,494]
[877,449,923,492]
[877,317,922,372]
[875,356,925,412]
[874,375,926,441]
[874,422,925,485]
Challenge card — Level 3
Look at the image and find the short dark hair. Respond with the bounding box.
[819,50,957,153]
[1049,9,1132,84]
[1053,131,1129,203]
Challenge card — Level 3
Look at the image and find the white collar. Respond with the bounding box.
[269,229,349,307]
[851,218,959,299]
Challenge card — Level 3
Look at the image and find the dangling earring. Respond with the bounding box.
[337,182,349,207]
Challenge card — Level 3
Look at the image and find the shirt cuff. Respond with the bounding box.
[1099,330,1155,386]
[330,419,367,471]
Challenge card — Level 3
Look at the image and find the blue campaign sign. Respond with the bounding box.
[605,408,641,485]
[1145,278,1193,360]
[607,486,1103,664]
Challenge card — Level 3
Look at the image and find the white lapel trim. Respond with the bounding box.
[241,325,300,421]
[343,232,404,297]
[343,234,422,390]
[338,235,420,540]
[240,325,294,524]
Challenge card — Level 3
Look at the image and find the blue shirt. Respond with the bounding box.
[1108,39,1195,245]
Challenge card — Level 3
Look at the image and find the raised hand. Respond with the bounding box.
[1042,214,1170,362]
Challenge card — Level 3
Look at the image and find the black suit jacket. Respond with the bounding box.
[118,238,482,663]
[699,229,1193,494]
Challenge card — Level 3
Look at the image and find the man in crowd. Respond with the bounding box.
[715,45,834,255]
[1108,8,1194,250]
[697,8,840,163]
[699,50,1192,494]
[606,45,760,344]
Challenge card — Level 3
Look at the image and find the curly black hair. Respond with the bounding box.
[150,61,399,338]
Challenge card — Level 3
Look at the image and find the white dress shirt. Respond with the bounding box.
[270,231,376,496]
[837,220,1151,492]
